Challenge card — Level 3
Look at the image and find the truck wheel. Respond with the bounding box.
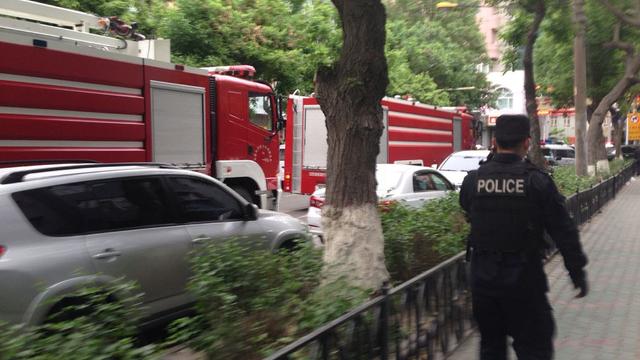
[231,186,254,204]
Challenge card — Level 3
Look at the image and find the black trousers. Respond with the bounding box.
[472,292,555,360]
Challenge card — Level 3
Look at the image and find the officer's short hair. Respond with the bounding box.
[495,114,530,149]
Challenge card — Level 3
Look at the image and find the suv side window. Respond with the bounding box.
[168,177,243,222]
[13,185,85,236]
[12,177,174,236]
[83,178,174,232]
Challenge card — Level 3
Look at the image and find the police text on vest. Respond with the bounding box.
[477,178,525,194]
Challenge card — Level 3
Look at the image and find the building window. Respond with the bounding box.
[495,88,514,110]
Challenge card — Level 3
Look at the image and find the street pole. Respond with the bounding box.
[573,0,588,176]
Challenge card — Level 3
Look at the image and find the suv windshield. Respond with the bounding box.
[440,156,484,171]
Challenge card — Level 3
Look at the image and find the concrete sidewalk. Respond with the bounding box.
[448,176,640,360]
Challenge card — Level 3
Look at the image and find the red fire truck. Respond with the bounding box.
[283,95,475,195]
[0,0,281,209]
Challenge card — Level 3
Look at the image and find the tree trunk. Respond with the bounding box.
[573,0,588,176]
[524,0,546,168]
[315,0,390,290]
[587,55,640,173]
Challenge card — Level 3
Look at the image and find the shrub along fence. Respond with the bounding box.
[266,163,636,360]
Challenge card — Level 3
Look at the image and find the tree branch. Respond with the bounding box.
[599,0,640,27]
[604,24,636,56]
[604,40,636,55]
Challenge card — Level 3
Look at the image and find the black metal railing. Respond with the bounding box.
[565,163,635,226]
[266,163,636,360]
[265,253,471,360]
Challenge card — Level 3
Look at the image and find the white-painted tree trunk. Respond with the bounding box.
[588,160,612,176]
[322,205,389,290]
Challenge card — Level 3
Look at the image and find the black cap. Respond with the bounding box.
[495,114,530,142]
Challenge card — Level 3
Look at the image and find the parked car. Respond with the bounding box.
[620,145,640,159]
[542,144,575,166]
[606,143,616,161]
[0,163,311,327]
[306,164,455,237]
[438,150,491,188]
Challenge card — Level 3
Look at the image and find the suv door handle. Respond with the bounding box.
[93,249,121,260]
[192,236,212,245]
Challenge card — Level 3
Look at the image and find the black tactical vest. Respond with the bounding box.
[470,159,543,252]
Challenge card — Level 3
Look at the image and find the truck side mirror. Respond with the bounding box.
[277,95,286,132]
[277,117,285,132]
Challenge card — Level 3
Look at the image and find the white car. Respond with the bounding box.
[307,163,455,236]
[438,150,491,188]
[542,144,575,166]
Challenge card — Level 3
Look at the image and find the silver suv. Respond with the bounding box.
[0,163,311,326]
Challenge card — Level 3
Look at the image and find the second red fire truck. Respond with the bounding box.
[283,95,476,195]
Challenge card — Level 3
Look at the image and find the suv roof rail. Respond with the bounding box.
[0,162,181,185]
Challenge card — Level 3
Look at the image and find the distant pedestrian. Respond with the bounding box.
[459,114,588,360]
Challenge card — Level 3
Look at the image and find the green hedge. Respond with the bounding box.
[381,192,469,282]
[552,159,632,196]
[0,281,157,360]
[167,241,368,359]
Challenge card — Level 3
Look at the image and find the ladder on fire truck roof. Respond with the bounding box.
[0,0,105,33]
[0,0,169,60]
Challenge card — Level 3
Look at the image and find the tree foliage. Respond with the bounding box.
[532,0,628,108]
[385,1,492,107]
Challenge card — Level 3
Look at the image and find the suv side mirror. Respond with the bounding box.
[555,156,562,161]
[244,203,259,221]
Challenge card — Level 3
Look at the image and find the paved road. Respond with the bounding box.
[448,177,640,360]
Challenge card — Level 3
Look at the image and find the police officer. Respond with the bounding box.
[460,114,588,360]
